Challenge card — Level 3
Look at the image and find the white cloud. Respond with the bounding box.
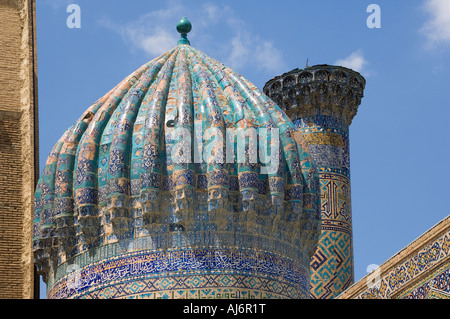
[125,27,178,57]
[334,50,368,74]
[202,3,221,24]
[98,2,285,74]
[433,63,446,75]
[228,32,251,69]
[219,13,285,74]
[99,5,183,57]
[421,0,450,47]
[255,41,285,74]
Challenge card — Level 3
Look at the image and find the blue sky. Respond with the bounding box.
[35,0,450,298]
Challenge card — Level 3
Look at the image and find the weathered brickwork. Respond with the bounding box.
[0,0,38,299]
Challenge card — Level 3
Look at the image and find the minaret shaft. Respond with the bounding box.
[264,65,365,299]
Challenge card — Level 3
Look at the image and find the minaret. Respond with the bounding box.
[264,65,365,299]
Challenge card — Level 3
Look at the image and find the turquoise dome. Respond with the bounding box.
[33,22,320,299]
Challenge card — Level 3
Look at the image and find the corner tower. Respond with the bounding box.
[264,65,365,298]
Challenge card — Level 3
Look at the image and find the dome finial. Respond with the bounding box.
[177,17,191,45]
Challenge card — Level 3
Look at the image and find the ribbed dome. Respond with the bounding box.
[33,21,320,298]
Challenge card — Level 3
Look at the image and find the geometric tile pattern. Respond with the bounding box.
[308,171,354,299]
[299,126,354,299]
[356,232,450,299]
[83,276,299,299]
[400,266,450,299]
[310,165,354,298]
[47,247,310,299]
[310,229,353,299]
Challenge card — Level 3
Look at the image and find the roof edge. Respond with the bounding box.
[337,215,450,299]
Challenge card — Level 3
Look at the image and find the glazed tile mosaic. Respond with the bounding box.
[33,18,321,299]
[47,246,309,299]
[334,216,450,299]
[356,230,449,299]
[398,265,450,299]
[264,65,365,298]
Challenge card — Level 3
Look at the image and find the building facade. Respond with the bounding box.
[0,0,39,299]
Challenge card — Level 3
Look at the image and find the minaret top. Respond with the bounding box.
[263,64,366,125]
[177,17,192,45]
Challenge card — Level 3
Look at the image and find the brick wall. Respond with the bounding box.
[0,0,38,299]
